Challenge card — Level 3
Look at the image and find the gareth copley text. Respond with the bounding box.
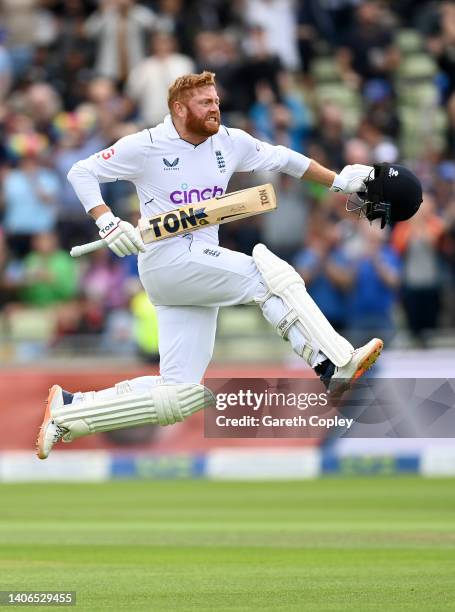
[215,414,354,429]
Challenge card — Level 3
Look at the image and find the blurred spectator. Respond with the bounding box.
[194,31,241,113]
[3,133,60,257]
[127,31,194,127]
[20,232,78,307]
[183,0,240,32]
[345,223,401,346]
[130,290,159,363]
[261,174,308,259]
[236,25,283,113]
[357,117,399,164]
[0,28,12,102]
[21,83,62,142]
[51,0,94,110]
[24,44,60,88]
[297,1,331,74]
[1,84,63,160]
[86,77,133,142]
[53,107,106,250]
[84,0,156,84]
[154,0,193,56]
[0,228,22,309]
[249,77,310,152]
[336,0,400,89]
[425,0,455,100]
[0,0,40,78]
[53,0,92,55]
[297,0,358,73]
[344,137,372,166]
[310,102,346,170]
[441,198,455,327]
[393,0,433,28]
[294,214,353,332]
[320,0,359,42]
[433,160,455,212]
[81,248,131,314]
[392,193,445,344]
[53,247,135,339]
[447,92,455,156]
[243,0,300,70]
[363,79,400,140]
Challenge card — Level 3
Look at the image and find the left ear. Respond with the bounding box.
[173,101,186,119]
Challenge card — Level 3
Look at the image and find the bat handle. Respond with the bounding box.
[70,239,107,257]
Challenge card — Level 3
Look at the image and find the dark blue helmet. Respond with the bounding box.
[349,163,423,228]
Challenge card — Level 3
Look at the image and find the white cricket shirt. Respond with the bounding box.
[68,114,311,246]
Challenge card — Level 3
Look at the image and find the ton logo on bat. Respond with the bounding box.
[148,207,209,238]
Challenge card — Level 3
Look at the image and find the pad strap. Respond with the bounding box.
[276,308,299,339]
[276,309,322,367]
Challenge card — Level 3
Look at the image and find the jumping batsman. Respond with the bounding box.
[37,71,422,458]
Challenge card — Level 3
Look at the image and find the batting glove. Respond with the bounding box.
[96,211,145,257]
[330,164,374,194]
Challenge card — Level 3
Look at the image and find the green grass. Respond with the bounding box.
[0,478,454,611]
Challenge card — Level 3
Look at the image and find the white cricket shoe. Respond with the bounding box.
[36,385,69,460]
[322,338,384,398]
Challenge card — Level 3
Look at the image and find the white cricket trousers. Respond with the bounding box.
[137,235,308,384]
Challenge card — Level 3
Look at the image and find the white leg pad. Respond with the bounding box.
[52,383,215,441]
[253,243,353,367]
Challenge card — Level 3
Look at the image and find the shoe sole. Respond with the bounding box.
[330,338,384,400]
[36,384,60,460]
[352,338,384,381]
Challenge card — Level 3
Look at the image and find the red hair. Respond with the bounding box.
[167,71,216,114]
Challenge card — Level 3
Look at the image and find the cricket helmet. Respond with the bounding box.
[347,163,423,228]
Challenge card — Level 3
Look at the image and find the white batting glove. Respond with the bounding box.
[330,164,374,194]
[96,211,145,258]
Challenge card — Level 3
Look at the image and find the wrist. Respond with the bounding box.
[90,203,112,222]
[330,174,347,193]
[96,211,118,233]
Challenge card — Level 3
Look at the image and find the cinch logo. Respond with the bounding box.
[170,184,224,204]
[389,167,399,178]
[163,157,179,170]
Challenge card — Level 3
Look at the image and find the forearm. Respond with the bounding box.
[302,161,373,194]
[89,204,112,222]
[302,159,336,187]
[67,162,108,215]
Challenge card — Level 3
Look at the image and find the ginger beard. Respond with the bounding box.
[183,101,220,138]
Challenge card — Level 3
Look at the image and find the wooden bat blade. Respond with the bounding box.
[138,183,276,243]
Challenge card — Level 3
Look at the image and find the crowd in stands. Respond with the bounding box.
[0,0,454,358]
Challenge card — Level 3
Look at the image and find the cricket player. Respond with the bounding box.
[37,71,384,459]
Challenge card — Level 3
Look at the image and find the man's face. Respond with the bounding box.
[181,85,220,137]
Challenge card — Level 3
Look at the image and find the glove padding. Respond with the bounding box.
[330,164,374,194]
[97,212,145,257]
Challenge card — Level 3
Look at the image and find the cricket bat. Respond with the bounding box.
[70,183,277,257]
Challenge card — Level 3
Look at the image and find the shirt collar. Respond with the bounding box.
[163,114,181,140]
